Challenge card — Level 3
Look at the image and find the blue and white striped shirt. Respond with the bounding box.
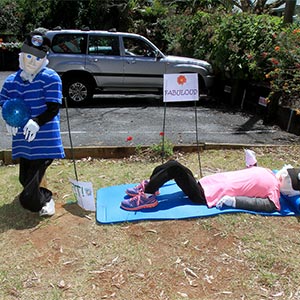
[0,68,65,160]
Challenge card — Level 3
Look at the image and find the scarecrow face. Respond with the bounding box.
[21,53,46,75]
[276,165,300,197]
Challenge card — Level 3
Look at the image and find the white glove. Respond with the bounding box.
[23,119,40,142]
[216,195,236,209]
[6,124,18,136]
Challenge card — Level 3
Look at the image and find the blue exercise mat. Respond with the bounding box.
[96,180,300,224]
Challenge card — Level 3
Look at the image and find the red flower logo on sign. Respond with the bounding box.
[177,75,187,85]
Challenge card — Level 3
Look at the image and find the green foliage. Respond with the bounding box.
[150,138,174,159]
[142,0,168,18]
[179,10,223,59]
[133,138,174,161]
[265,26,300,109]
[76,0,132,31]
[179,10,300,109]
[0,41,22,51]
[223,13,281,80]
[159,13,192,54]
[128,0,169,50]
[0,0,22,36]
[191,12,283,81]
[18,0,52,33]
[163,0,232,14]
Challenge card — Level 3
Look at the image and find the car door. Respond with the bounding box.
[85,33,124,88]
[122,36,166,89]
[48,33,88,73]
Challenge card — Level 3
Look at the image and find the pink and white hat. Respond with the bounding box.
[244,149,257,167]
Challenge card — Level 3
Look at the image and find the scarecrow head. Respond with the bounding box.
[19,30,51,80]
[276,165,300,197]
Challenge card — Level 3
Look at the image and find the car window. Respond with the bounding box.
[88,35,120,56]
[123,37,155,57]
[51,34,87,54]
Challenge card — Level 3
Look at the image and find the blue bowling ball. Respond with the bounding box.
[2,98,31,127]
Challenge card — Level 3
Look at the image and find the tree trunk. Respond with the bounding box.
[284,0,297,23]
[263,91,282,125]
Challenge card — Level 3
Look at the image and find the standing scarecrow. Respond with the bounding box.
[0,29,65,216]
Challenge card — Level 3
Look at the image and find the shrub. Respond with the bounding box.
[180,12,283,80]
[179,11,300,110]
[264,27,300,109]
[179,10,223,61]
[210,13,282,81]
[0,41,21,52]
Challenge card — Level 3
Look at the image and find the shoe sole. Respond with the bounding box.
[120,200,158,211]
[126,191,160,197]
[39,209,55,217]
[39,212,55,217]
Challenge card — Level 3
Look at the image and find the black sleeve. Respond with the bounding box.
[235,196,277,213]
[32,102,60,126]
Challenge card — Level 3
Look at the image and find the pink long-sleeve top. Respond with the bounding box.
[199,167,281,210]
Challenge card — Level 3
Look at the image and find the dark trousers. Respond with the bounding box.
[19,158,53,212]
[144,160,206,204]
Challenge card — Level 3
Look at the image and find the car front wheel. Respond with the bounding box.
[64,77,93,105]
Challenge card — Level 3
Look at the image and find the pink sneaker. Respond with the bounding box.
[125,180,159,197]
[121,192,158,211]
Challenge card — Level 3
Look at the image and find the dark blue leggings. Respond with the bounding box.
[144,160,206,204]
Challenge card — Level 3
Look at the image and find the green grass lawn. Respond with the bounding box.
[0,146,300,300]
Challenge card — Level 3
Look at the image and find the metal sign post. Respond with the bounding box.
[162,73,203,177]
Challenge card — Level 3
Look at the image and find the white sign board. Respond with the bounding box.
[70,179,95,211]
[258,96,267,107]
[163,73,199,102]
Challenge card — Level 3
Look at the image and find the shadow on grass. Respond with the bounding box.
[0,196,40,232]
[62,202,94,218]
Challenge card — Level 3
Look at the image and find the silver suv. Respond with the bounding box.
[46,29,214,105]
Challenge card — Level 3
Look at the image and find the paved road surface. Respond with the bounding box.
[1,71,300,149]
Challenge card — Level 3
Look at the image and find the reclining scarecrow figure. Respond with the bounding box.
[121,150,300,212]
[0,29,65,217]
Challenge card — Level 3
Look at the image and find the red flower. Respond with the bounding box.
[270,58,279,65]
[126,136,133,142]
[274,46,280,52]
[159,132,164,136]
[177,75,187,85]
